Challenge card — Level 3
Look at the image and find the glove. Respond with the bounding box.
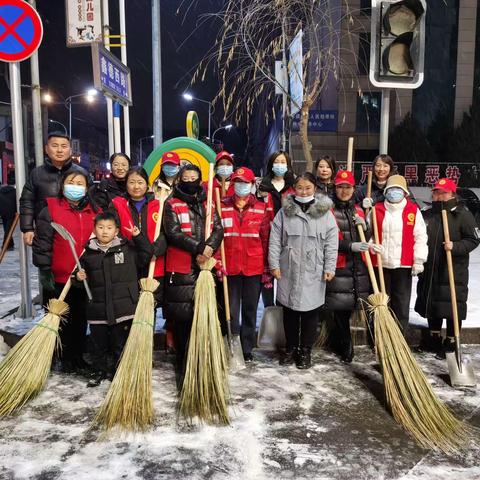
[362,197,373,209]
[351,242,369,253]
[215,261,227,282]
[39,269,55,292]
[411,263,424,276]
[261,272,273,289]
[354,215,367,232]
[369,243,384,255]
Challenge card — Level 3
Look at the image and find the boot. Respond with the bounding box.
[296,347,312,369]
[416,331,442,354]
[280,347,298,366]
[86,371,107,388]
[436,337,455,360]
[340,341,354,363]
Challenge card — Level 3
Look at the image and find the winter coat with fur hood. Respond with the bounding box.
[269,195,338,312]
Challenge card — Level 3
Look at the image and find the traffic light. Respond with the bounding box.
[369,0,426,89]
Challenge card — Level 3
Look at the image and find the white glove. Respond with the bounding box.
[411,263,424,276]
[354,215,367,231]
[362,197,373,209]
[351,242,369,253]
[369,243,384,255]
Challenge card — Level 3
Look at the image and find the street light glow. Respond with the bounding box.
[43,92,52,103]
[183,93,193,101]
[87,88,98,97]
[225,124,233,130]
[86,95,95,103]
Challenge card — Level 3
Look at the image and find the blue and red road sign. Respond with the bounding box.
[0,0,42,62]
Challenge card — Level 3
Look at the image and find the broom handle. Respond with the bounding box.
[371,206,386,294]
[366,170,373,216]
[347,137,354,172]
[205,163,215,237]
[215,188,234,349]
[441,210,460,339]
[148,188,168,279]
[357,224,379,294]
[0,212,19,264]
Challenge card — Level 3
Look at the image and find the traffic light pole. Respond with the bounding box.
[379,88,391,155]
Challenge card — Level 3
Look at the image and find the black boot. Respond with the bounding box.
[87,371,107,388]
[296,347,312,369]
[340,341,354,363]
[416,332,442,354]
[280,347,298,366]
[436,337,455,360]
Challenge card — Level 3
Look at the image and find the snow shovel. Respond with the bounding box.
[51,222,93,301]
[258,305,285,350]
[215,188,245,370]
[441,210,476,388]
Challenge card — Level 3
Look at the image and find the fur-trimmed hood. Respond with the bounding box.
[283,194,333,218]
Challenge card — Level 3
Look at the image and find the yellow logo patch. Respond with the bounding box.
[341,171,348,178]
[439,179,446,185]
[407,212,415,225]
[152,212,159,222]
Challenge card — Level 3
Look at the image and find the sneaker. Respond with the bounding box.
[280,347,298,366]
[296,347,312,369]
[243,352,254,363]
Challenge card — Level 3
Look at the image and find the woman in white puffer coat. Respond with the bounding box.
[370,174,428,334]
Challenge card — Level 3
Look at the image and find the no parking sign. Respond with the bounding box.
[0,0,43,63]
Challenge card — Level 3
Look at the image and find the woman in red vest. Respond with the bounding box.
[163,164,224,375]
[324,170,371,362]
[220,167,270,362]
[33,170,99,373]
[109,167,167,305]
[203,150,236,198]
[371,174,428,334]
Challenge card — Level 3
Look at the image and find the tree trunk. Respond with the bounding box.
[299,101,313,172]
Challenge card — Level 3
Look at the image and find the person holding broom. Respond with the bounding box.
[109,167,167,306]
[32,170,99,373]
[74,211,154,387]
[203,150,236,197]
[324,170,372,363]
[370,174,428,334]
[155,151,181,189]
[415,178,480,357]
[218,167,271,362]
[269,172,338,369]
[163,164,224,380]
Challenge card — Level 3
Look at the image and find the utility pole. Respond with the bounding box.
[119,0,130,156]
[152,0,163,147]
[102,0,115,157]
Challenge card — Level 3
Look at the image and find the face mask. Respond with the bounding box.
[234,182,251,197]
[216,165,233,178]
[385,187,405,203]
[272,164,288,177]
[64,184,86,202]
[179,180,200,195]
[162,164,179,177]
[295,195,315,204]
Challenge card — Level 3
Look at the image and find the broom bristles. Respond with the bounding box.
[94,278,158,432]
[179,259,229,425]
[368,292,472,454]
[0,298,68,416]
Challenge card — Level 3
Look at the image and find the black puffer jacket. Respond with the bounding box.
[354,179,387,206]
[415,199,479,320]
[20,158,90,232]
[316,180,335,199]
[163,184,224,323]
[78,236,153,325]
[90,176,127,211]
[324,196,371,311]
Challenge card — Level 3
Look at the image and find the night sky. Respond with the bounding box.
[1,0,248,161]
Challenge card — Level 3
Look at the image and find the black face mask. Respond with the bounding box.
[179,180,201,195]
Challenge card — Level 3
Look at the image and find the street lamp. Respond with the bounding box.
[182,92,213,139]
[138,135,154,166]
[65,88,98,139]
[212,124,233,144]
[48,119,68,135]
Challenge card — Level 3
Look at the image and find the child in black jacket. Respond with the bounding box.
[76,211,154,387]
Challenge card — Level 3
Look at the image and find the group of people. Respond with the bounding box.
[16,131,480,387]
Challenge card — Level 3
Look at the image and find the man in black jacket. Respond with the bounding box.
[20,132,89,245]
[415,178,480,357]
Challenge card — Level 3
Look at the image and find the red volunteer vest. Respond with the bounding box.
[165,198,215,274]
[334,205,366,269]
[111,197,165,277]
[221,197,266,276]
[372,200,418,267]
[47,198,97,283]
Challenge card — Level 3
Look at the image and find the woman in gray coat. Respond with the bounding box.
[269,172,339,369]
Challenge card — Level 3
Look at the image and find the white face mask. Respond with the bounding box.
[295,195,315,204]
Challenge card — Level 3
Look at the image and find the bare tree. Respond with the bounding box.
[189,0,365,171]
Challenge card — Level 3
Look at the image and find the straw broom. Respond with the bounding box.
[94,187,169,432]
[0,283,70,416]
[360,209,471,453]
[178,163,229,425]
